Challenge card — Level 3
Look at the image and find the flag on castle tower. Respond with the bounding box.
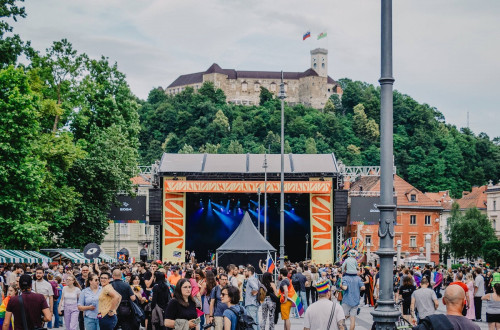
[303,31,311,40]
[317,32,327,40]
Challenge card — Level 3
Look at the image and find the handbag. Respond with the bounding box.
[19,294,48,330]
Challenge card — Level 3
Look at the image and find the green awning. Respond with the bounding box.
[8,250,39,263]
[0,250,35,263]
[25,251,53,263]
[58,251,91,264]
[96,253,117,263]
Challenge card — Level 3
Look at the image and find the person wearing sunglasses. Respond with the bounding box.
[97,272,121,330]
[164,278,199,329]
[78,273,101,330]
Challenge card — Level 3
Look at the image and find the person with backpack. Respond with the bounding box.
[243,266,259,330]
[209,273,229,330]
[260,272,279,330]
[110,268,139,330]
[222,285,255,330]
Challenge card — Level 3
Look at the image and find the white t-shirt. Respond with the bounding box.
[303,298,345,330]
[474,275,485,297]
[32,279,54,305]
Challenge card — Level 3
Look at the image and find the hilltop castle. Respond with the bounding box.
[165,48,342,109]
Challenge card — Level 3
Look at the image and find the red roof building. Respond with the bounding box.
[347,175,442,264]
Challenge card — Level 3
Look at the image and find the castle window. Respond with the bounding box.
[270,83,276,92]
[322,63,325,68]
[314,63,317,69]
[254,82,260,92]
[231,83,236,90]
[328,88,331,92]
[242,82,248,92]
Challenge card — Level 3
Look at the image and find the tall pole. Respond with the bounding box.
[257,188,261,232]
[263,154,268,240]
[278,71,286,269]
[371,0,400,328]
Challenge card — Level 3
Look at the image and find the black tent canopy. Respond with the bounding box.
[216,212,276,273]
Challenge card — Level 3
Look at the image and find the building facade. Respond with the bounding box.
[100,176,155,261]
[347,175,442,264]
[487,181,500,238]
[165,48,342,109]
[424,191,454,243]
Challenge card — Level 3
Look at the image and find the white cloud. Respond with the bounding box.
[12,0,500,137]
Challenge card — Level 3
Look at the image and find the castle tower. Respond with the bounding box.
[310,48,328,77]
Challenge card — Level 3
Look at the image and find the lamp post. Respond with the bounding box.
[278,71,286,269]
[396,240,402,267]
[263,154,268,240]
[257,187,261,232]
[425,234,431,262]
[371,0,400,328]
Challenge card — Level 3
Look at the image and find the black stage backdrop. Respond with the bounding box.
[185,193,310,262]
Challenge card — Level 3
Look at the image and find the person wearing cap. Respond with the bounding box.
[3,274,52,330]
[168,266,182,287]
[340,269,365,330]
[342,250,359,277]
[303,279,346,330]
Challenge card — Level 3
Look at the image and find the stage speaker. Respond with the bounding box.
[149,188,162,225]
[334,189,348,226]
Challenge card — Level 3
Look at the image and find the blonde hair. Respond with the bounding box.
[65,275,81,289]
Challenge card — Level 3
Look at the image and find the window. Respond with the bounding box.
[410,215,416,225]
[119,223,129,236]
[410,194,416,202]
[494,200,497,211]
[254,83,260,92]
[365,235,372,246]
[145,225,151,236]
[410,236,417,247]
[270,83,276,92]
[425,215,431,225]
[314,63,317,69]
[322,63,325,68]
[241,82,247,92]
[493,219,497,231]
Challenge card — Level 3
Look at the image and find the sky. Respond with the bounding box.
[12,0,500,138]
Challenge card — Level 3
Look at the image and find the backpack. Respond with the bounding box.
[50,280,59,299]
[412,314,454,330]
[257,283,267,304]
[228,306,256,330]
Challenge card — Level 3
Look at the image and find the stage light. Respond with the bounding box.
[285,210,305,224]
[225,200,230,213]
[213,209,234,229]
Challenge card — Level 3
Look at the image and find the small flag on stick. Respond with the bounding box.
[266,253,275,273]
[303,31,311,40]
[317,32,327,40]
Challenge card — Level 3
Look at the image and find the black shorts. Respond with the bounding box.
[486,313,500,323]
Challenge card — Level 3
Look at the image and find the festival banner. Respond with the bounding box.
[309,178,334,264]
[163,177,186,263]
[163,180,331,194]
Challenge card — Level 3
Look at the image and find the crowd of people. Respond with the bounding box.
[0,256,498,330]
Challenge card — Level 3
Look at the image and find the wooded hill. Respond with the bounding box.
[138,80,500,198]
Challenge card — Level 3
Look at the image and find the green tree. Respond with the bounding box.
[199,143,220,153]
[0,0,29,68]
[0,66,49,248]
[227,140,244,153]
[482,241,500,267]
[259,86,273,105]
[305,137,318,154]
[352,103,379,142]
[448,204,496,259]
[323,98,335,113]
[179,144,195,154]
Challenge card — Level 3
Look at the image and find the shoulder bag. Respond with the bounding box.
[326,301,336,329]
[19,294,48,330]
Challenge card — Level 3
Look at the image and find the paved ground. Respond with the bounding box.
[274,298,490,329]
[50,300,491,330]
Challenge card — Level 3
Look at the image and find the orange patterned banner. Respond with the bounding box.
[163,180,331,193]
[309,178,333,264]
[163,178,186,262]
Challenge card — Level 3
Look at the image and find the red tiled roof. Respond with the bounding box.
[350,175,441,208]
[424,191,454,210]
[455,185,488,210]
[131,175,152,186]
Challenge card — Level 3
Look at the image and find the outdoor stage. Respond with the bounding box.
[155,153,347,264]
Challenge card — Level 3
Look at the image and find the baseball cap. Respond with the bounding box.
[19,274,32,289]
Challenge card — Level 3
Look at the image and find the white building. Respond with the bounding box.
[487,180,500,238]
[100,176,155,261]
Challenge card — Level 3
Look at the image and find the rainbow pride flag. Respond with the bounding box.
[266,254,275,273]
[414,274,422,287]
[210,253,216,262]
[287,284,304,316]
[433,272,443,289]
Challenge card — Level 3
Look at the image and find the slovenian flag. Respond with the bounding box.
[287,285,305,316]
[266,254,275,273]
[317,32,327,40]
[303,31,311,40]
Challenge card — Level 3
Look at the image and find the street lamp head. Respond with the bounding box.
[396,239,401,246]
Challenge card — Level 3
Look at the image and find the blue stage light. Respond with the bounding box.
[213,209,234,229]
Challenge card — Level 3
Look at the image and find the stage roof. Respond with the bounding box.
[158,153,339,175]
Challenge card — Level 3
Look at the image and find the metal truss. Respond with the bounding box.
[335,226,344,262]
[340,166,396,182]
[154,225,161,260]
